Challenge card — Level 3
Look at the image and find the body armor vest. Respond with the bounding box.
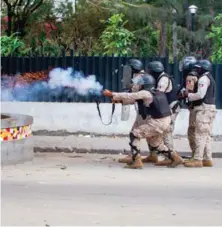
[156,73,177,105]
[192,72,216,107]
[137,90,171,119]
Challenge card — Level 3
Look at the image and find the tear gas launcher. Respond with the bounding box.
[95,65,133,126]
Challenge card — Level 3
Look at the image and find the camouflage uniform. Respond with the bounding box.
[118,70,155,164]
[184,73,216,167]
[185,74,198,158]
[178,56,198,160]
[151,73,180,166]
[156,74,179,148]
[112,90,183,169]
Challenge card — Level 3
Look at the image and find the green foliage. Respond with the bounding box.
[100,13,135,56]
[206,14,222,63]
[1,0,222,59]
[0,34,30,56]
[56,0,110,55]
[133,25,159,56]
[30,32,62,56]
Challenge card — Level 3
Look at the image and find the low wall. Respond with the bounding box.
[1,113,34,165]
[1,102,222,136]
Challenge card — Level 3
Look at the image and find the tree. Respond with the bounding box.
[100,13,135,56]
[206,14,222,63]
[55,0,111,54]
[2,0,45,37]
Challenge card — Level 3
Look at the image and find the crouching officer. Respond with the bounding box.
[118,59,148,164]
[144,61,180,166]
[182,60,217,167]
[103,74,183,169]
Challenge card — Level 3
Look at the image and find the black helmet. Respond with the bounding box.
[194,60,212,72]
[135,73,156,91]
[179,56,197,72]
[128,59,143,71]
[147,61,164,73]
[187,70,199,77]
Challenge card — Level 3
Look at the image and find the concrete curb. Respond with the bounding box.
[32,131,222,141]
[34,147,222,158]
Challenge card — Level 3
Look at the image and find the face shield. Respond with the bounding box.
[131,74,144,85]
[131,74,144,92]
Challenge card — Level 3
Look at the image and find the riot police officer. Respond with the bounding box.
[144,61,180,166]
[178,56,198,160]
[182,60,216,167]
[118,59,149,164]
[103,74,183,169]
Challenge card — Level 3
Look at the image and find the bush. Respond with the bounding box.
[206,14,222,63]
[0,33,30,56]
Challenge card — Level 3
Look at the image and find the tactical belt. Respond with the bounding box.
[95,99,115,126]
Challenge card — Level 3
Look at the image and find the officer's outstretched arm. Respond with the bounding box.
[112,90,153,105]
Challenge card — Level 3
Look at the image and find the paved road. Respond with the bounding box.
[2,153,222,226]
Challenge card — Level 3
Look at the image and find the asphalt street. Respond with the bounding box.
[1,153,222,226]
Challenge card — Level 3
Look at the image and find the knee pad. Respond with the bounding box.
[148,145,158,152]
[129,132,140,161]
[129,132,136,142]
[156,148,172,159]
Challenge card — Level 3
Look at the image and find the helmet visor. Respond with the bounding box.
[131,75,144,85]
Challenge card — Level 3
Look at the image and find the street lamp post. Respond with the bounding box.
[172,9,177,62]
[188,5,198,54]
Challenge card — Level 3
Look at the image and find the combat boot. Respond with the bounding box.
[184,159,203,167]
[124,155,143,169]
[118,155,132,163]
[142,153,158,163]
[184,157,194,163]
[155,158,172,166]
[168,151,183,168]
[202,160,213,167]
[184,152,195,163]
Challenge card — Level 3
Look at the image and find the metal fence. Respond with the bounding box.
[1,53,222,108]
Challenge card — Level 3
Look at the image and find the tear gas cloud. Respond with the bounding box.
[1,67,103,102]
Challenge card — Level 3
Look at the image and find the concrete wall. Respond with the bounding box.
[1,137,34,165]
[1,102,222,136]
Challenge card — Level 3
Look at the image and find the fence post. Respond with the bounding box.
[70,49,75,69]
[173,58,180,86]
[61,49,66,68]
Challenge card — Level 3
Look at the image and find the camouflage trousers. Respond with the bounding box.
[162,111,179,150]
[131,115,171,152]
[187,109,196,157]
[188,106,216,161]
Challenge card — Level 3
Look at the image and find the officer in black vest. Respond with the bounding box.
[181,60,217,167]
[144,61,180,166]
[118,59,147,164]
[103,74,183,169]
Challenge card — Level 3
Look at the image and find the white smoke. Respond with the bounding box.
[48,68,103,96]
[1,67,103,102]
